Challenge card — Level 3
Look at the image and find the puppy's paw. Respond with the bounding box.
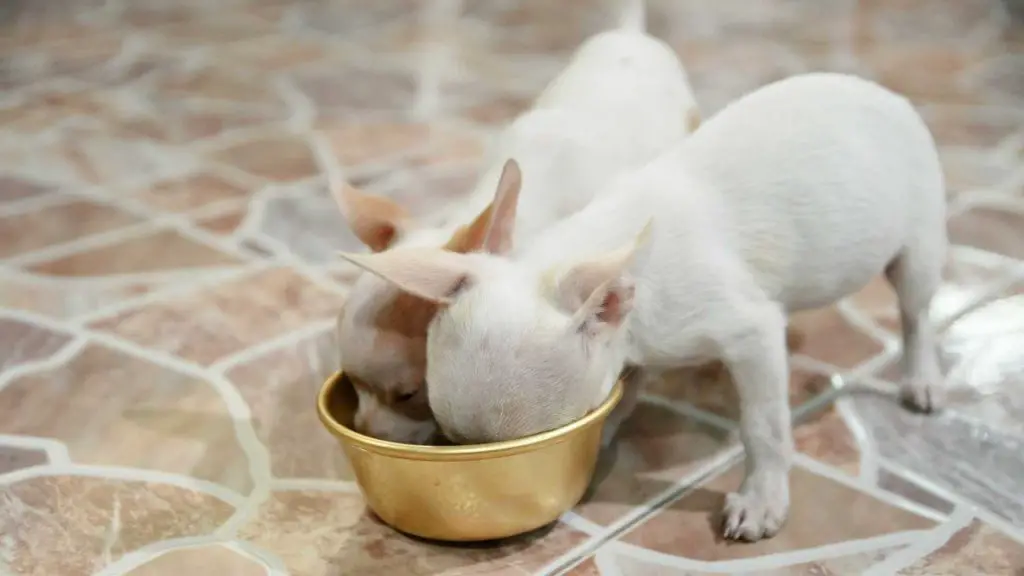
[721,479,788,542]
[899,378,944,414]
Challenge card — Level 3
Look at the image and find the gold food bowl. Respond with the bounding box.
[316,370,623,542]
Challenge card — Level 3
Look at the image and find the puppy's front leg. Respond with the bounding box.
[717,303,793,542]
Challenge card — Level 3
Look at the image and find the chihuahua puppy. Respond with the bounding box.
[339,73,948,541]
[332,0,700,443]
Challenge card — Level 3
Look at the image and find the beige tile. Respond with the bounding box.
[618,465,933,562]
[0,199,142,258]
[27,228,241,277]
[135,172,251,212]
[89,268,341,365]
[899,520,1024,574]
[240,490,589,576]
[0,176,56,204]
[0,317,73,367]
[126,546,267,576]
[0,446,48,474]
[794,405,861,476]
[788,306,886,369]
[210,133,319,182]
[646,367,831,421]
[948,206,1024,260]
[1,476,233,576]
[575,401,733,526]
[0,343,252,493]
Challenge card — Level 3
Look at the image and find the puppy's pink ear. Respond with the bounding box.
[338,248,475,304]
[445,159,522,255]
[332,182,410,252]
[557,220,654,333]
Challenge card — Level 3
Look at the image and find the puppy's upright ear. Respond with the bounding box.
[556,220,654,334]
[445,159,522,255]
[331,182,410,252]
[338,248,475,304]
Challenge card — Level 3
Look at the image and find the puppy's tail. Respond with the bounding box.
[615,0,646,33]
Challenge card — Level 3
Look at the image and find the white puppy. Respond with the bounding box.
[339,73,948,541]
[332,0,700,443]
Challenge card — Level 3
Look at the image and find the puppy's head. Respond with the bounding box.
[340,220,653,445]
[333,161,522,444]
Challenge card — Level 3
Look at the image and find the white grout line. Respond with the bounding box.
[0,264,248,288]
[269,478,360,493]
[224,541,289,576]
[607,530,927,574]
[559,511,605,537]
[0,337,87,395]
[0,191,78,217]
[0,434,71,466]
[861,505,975,576]
[540,446,743,576]
[0,464,245,507]
[592,550,623,576]
[91,536,233,576]
[836,395,880,486]
[794,455,947,523]
[0,309,273,539]
[210,319,334,375]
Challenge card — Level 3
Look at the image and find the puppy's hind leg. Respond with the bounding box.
[886,238,946,412]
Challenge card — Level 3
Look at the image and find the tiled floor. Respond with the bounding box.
[1,0,1023,574]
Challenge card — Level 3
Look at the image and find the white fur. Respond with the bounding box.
[420,73,948,540]
[337,0,699,443]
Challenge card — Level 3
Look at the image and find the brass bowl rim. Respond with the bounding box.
[316,369,623,461]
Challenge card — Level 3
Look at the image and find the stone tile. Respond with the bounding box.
[27,228,241,277]
[226,330,352,480]
[0,89,108,133]
[134,171,252,212]
[0,317,73,369]
[153,65,282,108]
[0,275,156,319]
[0,476,234,576]
[846,252,1015,335]
[240,490,588,576]
[787,306,886,369]
[575,400,732,526]
[295,66,417,114]
[460,93,534,127]
[0,198,142,258]
[0,447,48,474]
[617,464,933,562]
[564,556,601,575]
[464,0,608,55]
[940,149,1015,198]
[850,393,1024,525]
[209,133,319,182]
[861,45,985,105]
[898,520,1024,574]
[650,0,853,45]
[970,53,1024,106]
[878,468,955,515]
[320,121,433,167]
[290,0,417,36]
[89,267,341,365]
[125,545,268,576]
[151,18,273,48]
[257,192,369,264]
[215,37,334,72]
[48,126,197,185]
[646,367,831,422]
[195,207,250,236]
[672,40,803,114]
[853,0,1008,44]
[0,343,252,493]
[922,105,1024,149]
[794,405,860,476]
[0,175,56,204]
[947,204,1024,259]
